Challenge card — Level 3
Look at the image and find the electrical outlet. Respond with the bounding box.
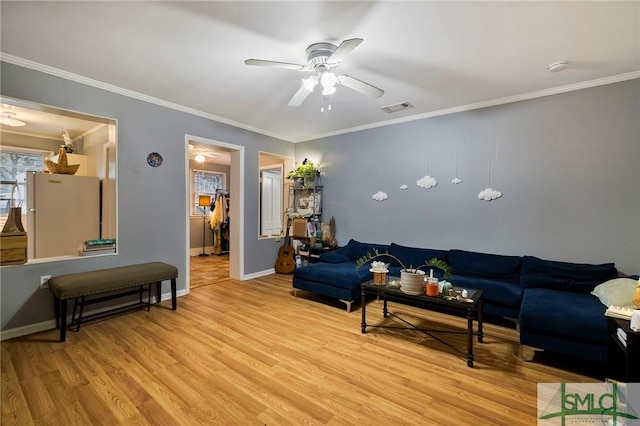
[40,275,51,288]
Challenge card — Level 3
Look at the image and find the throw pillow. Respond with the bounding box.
[389,243,447,269]
[520,256,618,293]
[591,278,639,308]
[448,249,523,284]
[344,239,390,262]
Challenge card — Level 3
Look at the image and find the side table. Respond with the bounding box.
[606,316,640,382]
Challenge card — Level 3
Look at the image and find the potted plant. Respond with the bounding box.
[286,158,319,189]
[355,249,452,294]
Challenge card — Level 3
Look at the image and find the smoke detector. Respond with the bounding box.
[547,61,568,72]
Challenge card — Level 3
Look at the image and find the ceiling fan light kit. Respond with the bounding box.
[245,37,384,107]
[0,112,26,127]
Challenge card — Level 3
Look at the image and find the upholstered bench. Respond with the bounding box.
[48,262,178,341]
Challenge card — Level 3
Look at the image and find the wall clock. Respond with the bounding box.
[147,152,163,167]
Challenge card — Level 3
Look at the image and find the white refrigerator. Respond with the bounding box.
[26,172,100,259]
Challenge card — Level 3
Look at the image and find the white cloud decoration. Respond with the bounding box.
[372,191,388,202]
[451,178,462,185]
[416,175,437,189]
[400,184,408,190]
[477,188,503,201]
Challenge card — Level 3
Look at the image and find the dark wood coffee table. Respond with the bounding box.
[361,279,484,367]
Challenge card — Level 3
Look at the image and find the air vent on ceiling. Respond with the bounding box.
[381,102,413,113]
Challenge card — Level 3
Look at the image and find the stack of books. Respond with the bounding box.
[79,239,116,256]
[605,305,637,320]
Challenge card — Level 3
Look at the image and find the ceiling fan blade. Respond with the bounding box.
[327,38,363,64]
[337,75,384,98]
[288,85,312,107]
[244,59,308,71]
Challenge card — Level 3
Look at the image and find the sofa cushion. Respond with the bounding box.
[591,277,639,308]
[520,288,606,346]
[344,239,391,262]
[448,249,523,284]
[520,256,618,293]
[449,275,523,308]
[319,247,350,264]
[293,261,370,290]
[389,243,447,269]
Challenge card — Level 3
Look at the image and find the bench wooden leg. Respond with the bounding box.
[53,295,60,329]
[52,296,69,342]
[75,296,86,332]
[155,279,177,310]
[171,278,177,310]
[59,298,67,342]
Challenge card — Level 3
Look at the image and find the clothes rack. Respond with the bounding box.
[209,190,230,254]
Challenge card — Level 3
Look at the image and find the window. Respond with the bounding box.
[0,147,47,229]
[191,170,225,215]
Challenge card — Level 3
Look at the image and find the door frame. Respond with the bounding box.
[184,135,244,290]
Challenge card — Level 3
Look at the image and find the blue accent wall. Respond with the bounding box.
[296,79,640,275]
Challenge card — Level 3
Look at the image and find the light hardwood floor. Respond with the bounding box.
[2,273,598,425]
[190,253,230,289]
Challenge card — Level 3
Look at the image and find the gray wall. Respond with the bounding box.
[297,79,640,275]
[1,62,294,333]
[2,60,638,336]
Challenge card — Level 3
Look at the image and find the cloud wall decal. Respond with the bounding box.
[416,175,437,189]
[477,188,503,201]
[372,191,388,202]
[400,184,408,190]
[451,178,462,185]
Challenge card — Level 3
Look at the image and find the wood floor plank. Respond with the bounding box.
[39,369,94,425]
[0,353,32,423]
[2,270,599,425]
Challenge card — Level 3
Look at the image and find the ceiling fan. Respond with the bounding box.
[245,38,384,107]
[189,144,218,163]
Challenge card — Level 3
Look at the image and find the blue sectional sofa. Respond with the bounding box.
[292,239,632,365]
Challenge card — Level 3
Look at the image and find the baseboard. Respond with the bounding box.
[243,268,275,280]
[0,289,187,341]
[0,320,57,341]
[189,246,215,256]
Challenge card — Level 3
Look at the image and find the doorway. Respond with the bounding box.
[185,135,244,292]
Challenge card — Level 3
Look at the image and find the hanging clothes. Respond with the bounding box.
[209,194,227,228]
[209,193,229,255]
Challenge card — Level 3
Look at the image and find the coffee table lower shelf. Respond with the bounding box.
[360,282,484,367]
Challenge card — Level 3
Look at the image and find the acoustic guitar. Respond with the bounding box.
[275,218,296,274]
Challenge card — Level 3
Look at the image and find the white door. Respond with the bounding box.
[260,169,282,236]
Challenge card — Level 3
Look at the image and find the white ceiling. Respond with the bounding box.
[1,1,638,143]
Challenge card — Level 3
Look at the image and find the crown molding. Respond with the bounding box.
[0,53,294,143]
[3,53,637,144]
[305,71,640,142]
